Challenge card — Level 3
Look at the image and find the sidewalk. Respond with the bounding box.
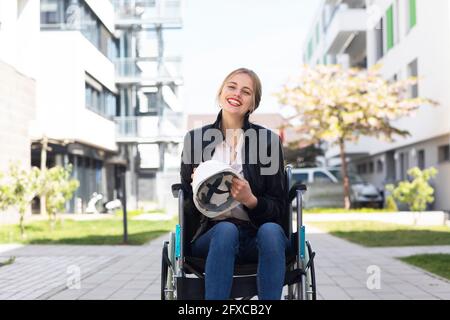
[0,238,167,300]
[0,226,449,300]
[308,226,450,300]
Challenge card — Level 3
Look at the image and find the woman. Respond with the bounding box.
[180,68,288,300]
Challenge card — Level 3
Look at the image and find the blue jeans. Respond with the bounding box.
[191,221,290,300]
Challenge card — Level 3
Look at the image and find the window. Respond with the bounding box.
[377,159,384,173]
[417,150,425,169]
[307,39,313,61]
[40,0,62,24]
[40,0,118,61]
[438,145,450,163]
[408,0,417,30]
[138,144,160,169]
[357,163,367,175]
[389,73,398,83]
[293,173,308,184]
[386,5,394,51]
[394,0,401,44]
[368,162,374,174]
[408,59,419,98]
[313,172,333,183]
[399,152,409,180]
[316,22,320,45]
[85,74,116,119]
[375,18,384,61]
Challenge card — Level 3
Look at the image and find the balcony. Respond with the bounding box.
[115,115,184,143]
[115,56,182,85]
[324,4,367,55]
[113,0,182,29]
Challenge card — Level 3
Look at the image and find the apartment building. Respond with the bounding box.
[0,0,39,172]
[30,0,119,213]
[304,0,450,211]
[0,0,184,214]
[113,0,183,211]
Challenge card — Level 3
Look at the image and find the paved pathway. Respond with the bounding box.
[308,226,450,300]
[0,239,166,300]
[0,226,449,300]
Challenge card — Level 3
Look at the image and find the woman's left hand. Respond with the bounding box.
[231,177,258,209]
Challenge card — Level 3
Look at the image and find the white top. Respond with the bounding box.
[211,131,250,221]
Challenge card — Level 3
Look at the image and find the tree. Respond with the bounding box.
[3,164,41,238]
[38,165,79,229]
[386,167,437,212]
[276,64,437,209]
[0,172,12,210]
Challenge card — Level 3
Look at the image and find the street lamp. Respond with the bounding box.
[120,169,128,244]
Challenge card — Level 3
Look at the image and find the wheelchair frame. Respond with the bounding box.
[161,165,317,300]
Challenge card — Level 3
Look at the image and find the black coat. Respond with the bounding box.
[180,110,287,246]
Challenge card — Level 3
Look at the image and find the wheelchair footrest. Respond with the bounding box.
[174,268,306,300]
[285,268,306,286]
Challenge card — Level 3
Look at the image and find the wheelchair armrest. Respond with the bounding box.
[171,183,182,198]
[288,182,307,203]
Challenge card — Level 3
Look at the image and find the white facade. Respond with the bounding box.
[0,0,40,79]
[30,0,118,152]
[0,0,38,171]
[304,0,450,210]
[354,0,450,210]
[362,0,450,152]
[30,31,117,151]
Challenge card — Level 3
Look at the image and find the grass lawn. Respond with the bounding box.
[309,220,450,247]
[304,208,391,214]
[0,218,177,245]
[399,254,450,280]
[115,208,165,218]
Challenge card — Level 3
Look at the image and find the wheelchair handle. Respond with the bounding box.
[171,183,182,198]
[288,182,307,203]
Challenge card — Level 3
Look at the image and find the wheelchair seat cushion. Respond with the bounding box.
[192,160,243,218]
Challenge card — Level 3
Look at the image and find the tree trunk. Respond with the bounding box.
[339,139,351,209]
[40,136,47,217]
[19,211,25,239]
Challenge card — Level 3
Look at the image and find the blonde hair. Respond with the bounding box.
[217,68,262,113]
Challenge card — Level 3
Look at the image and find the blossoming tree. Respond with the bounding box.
[276,64,437,209]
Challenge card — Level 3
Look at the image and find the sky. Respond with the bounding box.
[173,0,321,115]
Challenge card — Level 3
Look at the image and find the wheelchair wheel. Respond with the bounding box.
[161,241,169,300]
[306,241,317,300]
[161,233,177,300]
[286,241,317,300]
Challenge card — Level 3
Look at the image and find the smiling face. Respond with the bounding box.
[218,72,255,118]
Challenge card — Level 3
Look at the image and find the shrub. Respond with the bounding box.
[385,167,437,212]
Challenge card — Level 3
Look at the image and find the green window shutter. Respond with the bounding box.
[409,0,417,28]
[386,5,394,50]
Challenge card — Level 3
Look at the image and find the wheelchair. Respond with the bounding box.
[161,165,317,300]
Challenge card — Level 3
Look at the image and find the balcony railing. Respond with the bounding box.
[325,2,366,32]
[115,115,184,142]
[113,0,182,27]
[115,56,182,85]
[324,5,367,55]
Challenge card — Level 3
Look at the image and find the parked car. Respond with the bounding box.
[291,167,384,209]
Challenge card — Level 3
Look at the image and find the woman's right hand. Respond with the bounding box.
[190,168,196,185]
